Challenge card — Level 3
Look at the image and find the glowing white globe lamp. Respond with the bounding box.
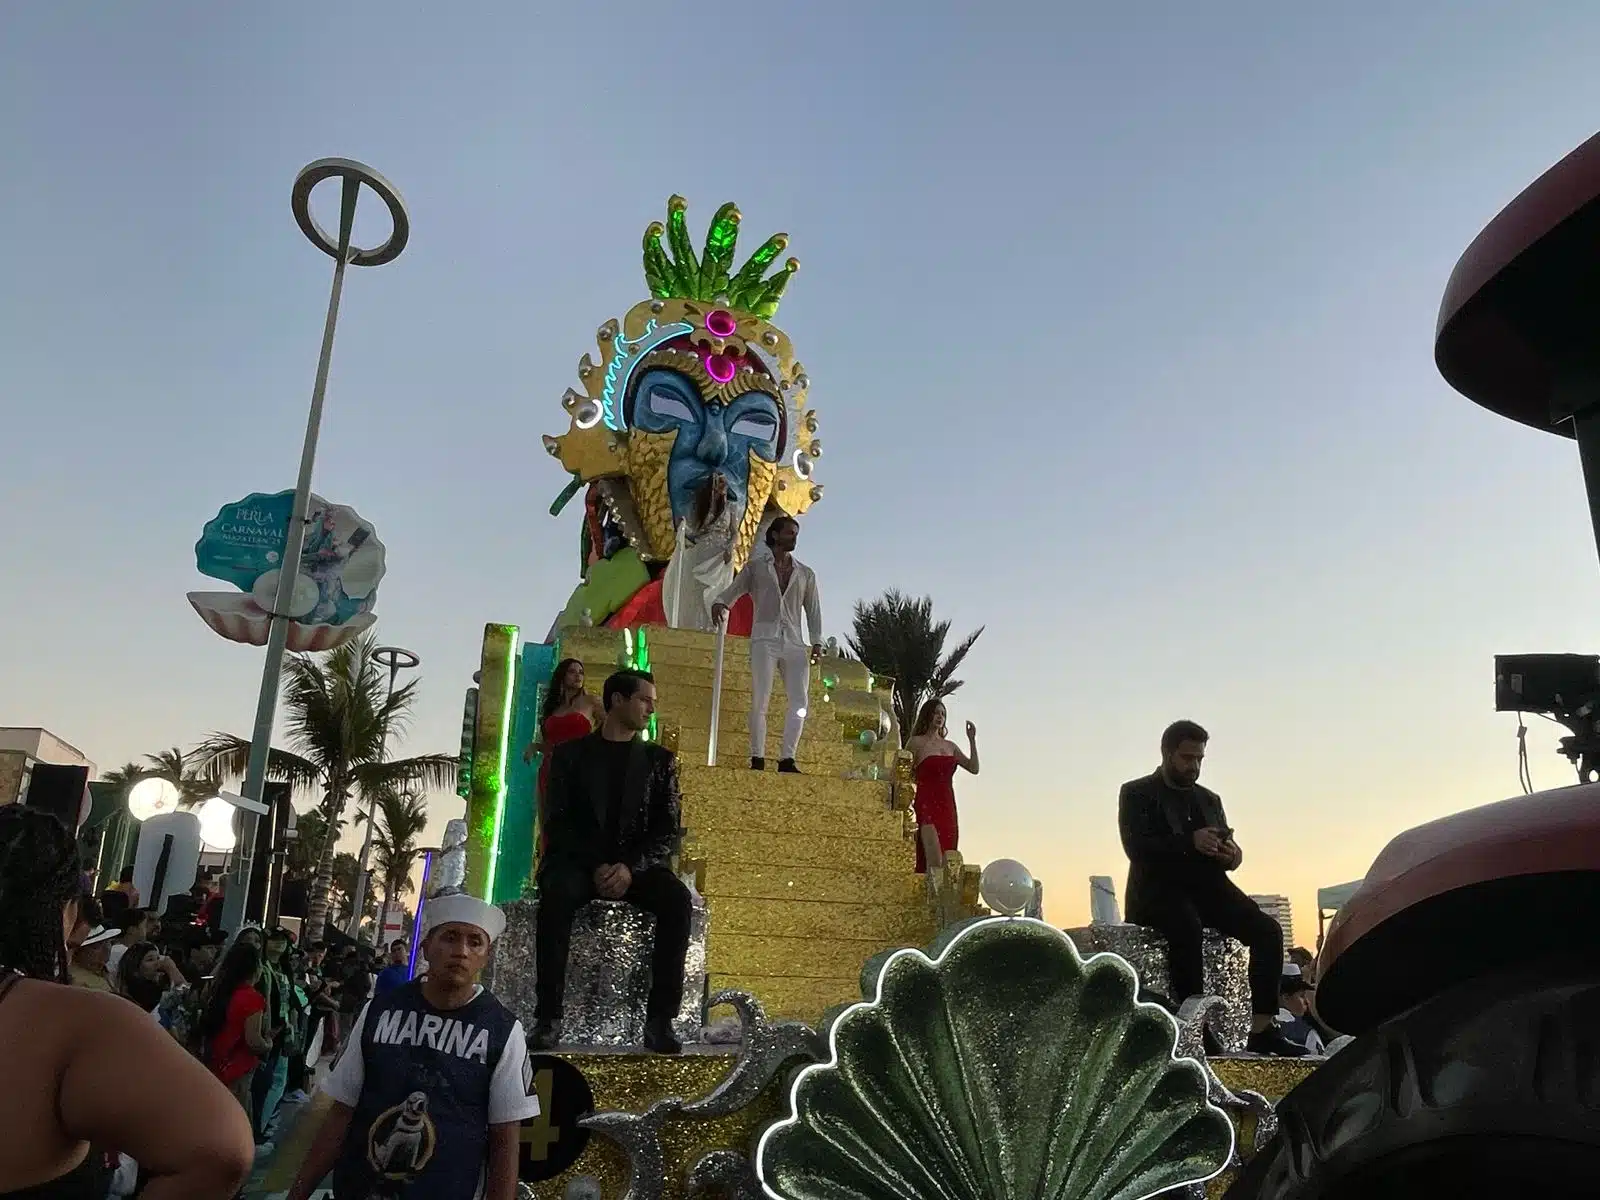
[979,858,1035,917]
[197,796,239,851]
[127,777,181,822]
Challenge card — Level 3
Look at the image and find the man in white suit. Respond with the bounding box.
[712,516,824,773]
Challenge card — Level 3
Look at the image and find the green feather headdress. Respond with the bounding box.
[641,196,799,319]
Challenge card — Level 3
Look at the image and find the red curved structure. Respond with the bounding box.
[1436,131,1600,435]
[1315,784,1600,1032]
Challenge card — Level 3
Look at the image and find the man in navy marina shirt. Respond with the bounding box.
[286,895,541,1200]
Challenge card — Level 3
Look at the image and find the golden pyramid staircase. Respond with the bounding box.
[553,624,975,1023]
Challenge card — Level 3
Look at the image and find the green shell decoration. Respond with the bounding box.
[757,918,1234,1200]
[641,196,799,318]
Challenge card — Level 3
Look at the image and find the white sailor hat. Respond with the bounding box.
[420,893,507,943]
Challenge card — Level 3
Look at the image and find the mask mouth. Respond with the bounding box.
[690,472,738,525]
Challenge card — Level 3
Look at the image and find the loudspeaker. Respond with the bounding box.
[278,877,309,920]
[24,763,91,829]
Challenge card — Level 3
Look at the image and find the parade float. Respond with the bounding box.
[442,197,1317,1199]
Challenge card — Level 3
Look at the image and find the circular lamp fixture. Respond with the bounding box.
[196,796,239,851]
[127,778,181,822]
[978,858,1035,916]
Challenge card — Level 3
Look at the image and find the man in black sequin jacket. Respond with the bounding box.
[532,669,690,1055]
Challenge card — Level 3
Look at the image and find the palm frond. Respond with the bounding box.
[353,754,461,797]
[192,733,321,793]
[99,762,149,787]
[847,590,984,746]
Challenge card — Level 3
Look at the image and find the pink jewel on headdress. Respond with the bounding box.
[705,309,737,338]
[705,353,737,384]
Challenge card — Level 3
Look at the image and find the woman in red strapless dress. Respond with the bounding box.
[905,698,981,873]
[523,658,604,854]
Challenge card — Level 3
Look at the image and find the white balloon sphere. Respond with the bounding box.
[979,858,1035,916]
[196,796,238,851]
[127,777,181,822]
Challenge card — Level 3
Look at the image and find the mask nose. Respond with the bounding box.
[696,417,729,467]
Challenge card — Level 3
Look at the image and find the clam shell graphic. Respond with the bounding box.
[757,918,1233,1200]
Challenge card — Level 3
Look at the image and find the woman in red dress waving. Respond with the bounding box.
[906,698,980,873]
[524,659,604,855]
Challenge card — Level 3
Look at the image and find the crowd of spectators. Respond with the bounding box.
[0,803,412,1198]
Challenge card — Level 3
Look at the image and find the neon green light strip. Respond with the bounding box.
[466,622,518,900]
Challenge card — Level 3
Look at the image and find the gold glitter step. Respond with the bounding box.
[684,827,917,874]
[677,763,896,808]
[683,791,910,842]
[700,861,929,907]
[707,972,864,1021]
[708,932,902,978]
[675,729,863,770]
[705,894,936,944]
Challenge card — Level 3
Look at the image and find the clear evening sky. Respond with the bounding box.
[5,2,1600,943]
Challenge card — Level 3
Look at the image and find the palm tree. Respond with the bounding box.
[143,746,217,807]
[329,851,373,928]
[285,806,345,885]
[372,788,429,914]
[196,631,457,944]
[847,590,984,747]
[99,762,149,789]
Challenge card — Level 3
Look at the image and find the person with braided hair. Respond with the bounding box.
[0,806,254,1199]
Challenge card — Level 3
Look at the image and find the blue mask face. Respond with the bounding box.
[629,367,782,525]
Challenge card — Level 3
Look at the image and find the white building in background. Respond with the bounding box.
[1089,875,1121,924]
[0,728,96,807]
[1250,894,1295,948]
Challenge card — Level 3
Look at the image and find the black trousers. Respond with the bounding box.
[534,860,692,1022]
[1128,870,1283,1016]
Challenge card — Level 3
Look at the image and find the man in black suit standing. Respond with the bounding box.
[531,669,691,1055]
[1118,720,1303,1056]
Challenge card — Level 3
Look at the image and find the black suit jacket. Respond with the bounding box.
[538,731,682,874]
[1118,770,1231,913]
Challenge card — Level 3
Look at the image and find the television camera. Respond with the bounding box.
[1494,653,1600,782]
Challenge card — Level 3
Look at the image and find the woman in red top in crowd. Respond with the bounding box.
[198,941,274,1113]
[905,698,980,873]
[524,658,604,853]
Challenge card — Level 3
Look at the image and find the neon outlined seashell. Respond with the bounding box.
[757,917,1234,1200]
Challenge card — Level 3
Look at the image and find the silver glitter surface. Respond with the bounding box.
[488,899,709,1047]
[1065,922,1251,1053]
[678,990,827,1119]
[686,1150,764,1200]
[1176,996,1280,1158]
[568,989,826,1199]
[675,906,708,1043]
[435,818,468,892]
[582,1103,679,1200]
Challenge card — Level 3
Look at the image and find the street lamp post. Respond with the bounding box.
[348,645,421,938]
[220,159,410,937]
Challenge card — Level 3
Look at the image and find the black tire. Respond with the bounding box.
[1226,964,1600,1199]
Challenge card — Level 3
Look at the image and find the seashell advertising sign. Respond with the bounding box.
[188,489,386,652]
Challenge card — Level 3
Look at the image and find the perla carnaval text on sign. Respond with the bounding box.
[371,1008,494,1064]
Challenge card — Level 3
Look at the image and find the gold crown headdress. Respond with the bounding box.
[544,197,822,564]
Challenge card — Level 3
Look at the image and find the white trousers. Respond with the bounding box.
[748,638,811,761]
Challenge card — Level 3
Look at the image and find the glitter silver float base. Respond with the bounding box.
[1065,922,1251,1052]
[489,899,708,1046]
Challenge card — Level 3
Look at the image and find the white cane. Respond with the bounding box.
[708,617,727,767]
[667,521,689,628]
